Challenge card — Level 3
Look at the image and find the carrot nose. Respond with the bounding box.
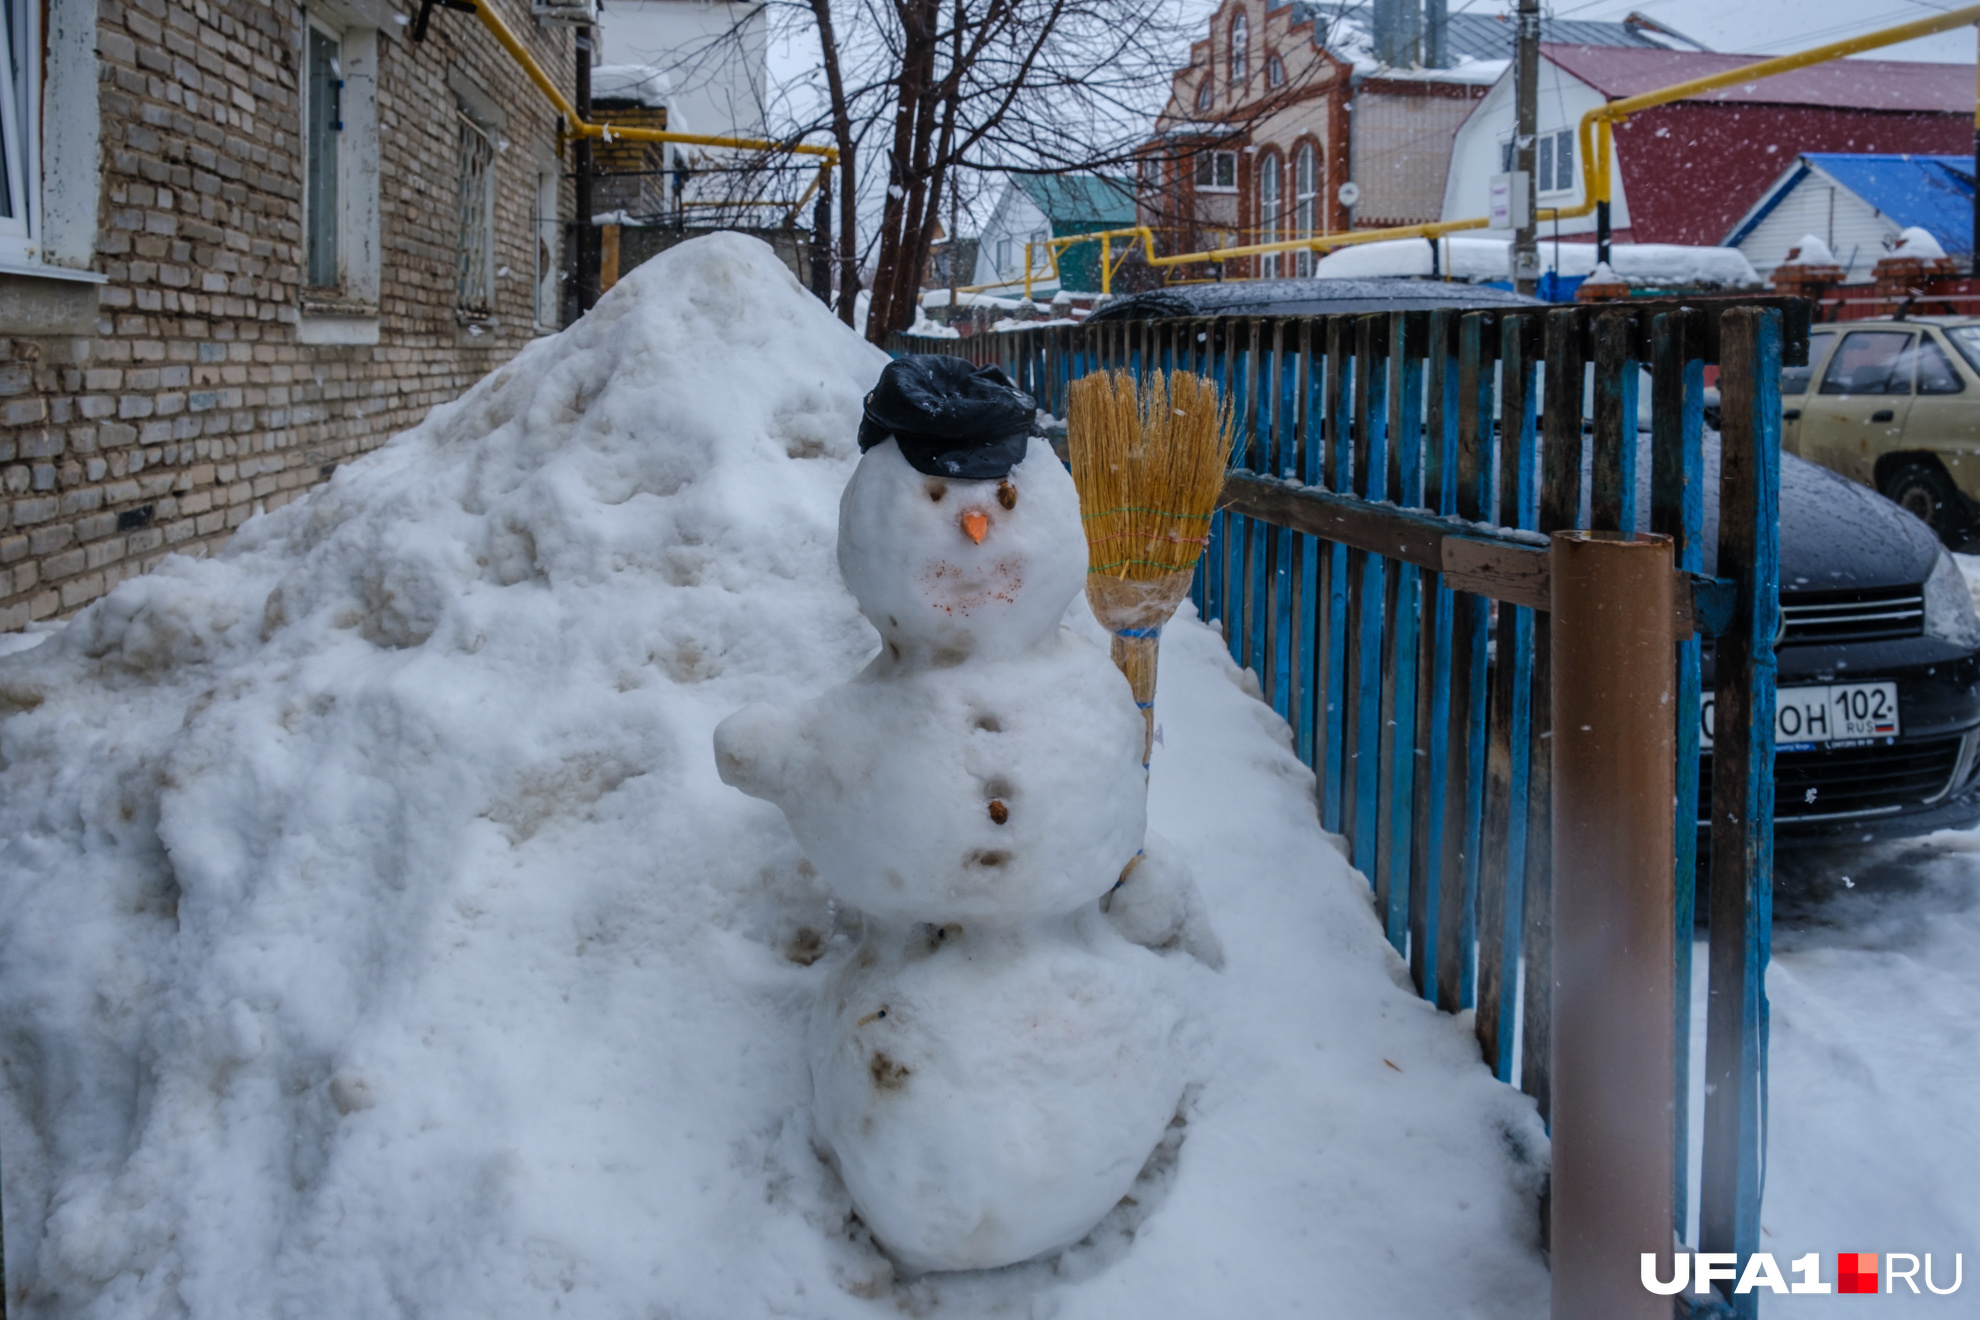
[960,510,989,544]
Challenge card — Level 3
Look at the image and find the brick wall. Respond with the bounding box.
[0,0,576,630]
[592,102,668,218]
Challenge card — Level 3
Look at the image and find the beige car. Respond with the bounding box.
[1783,315,1980,546]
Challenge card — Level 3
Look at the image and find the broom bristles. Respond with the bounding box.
[1067,369,1236,583]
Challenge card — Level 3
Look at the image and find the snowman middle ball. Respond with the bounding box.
[769,438,1148,924]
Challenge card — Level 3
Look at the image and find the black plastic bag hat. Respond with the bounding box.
[857,355,1038,480]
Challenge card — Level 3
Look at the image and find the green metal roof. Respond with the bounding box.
[1013,174,1136,227]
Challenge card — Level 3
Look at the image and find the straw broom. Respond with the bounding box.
[1068,369,1236,769]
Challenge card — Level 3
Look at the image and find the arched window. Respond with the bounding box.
[1293,142,1318,276]
[1258,149,1281,279]
[1266,54,1285,89]
[1196,74,1214,112]
[1230,12,1248,87]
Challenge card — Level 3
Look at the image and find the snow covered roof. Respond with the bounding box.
[1313,235,1759,286]
[1295,2,1670,76]
[591,64,671,108]
[1727,153,1974,258]
[1541,46,1976,114]
[1012,174,1135,227]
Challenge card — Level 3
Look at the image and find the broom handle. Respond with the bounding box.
[1111,628,1161,770]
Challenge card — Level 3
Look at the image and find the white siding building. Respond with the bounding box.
[1724,153,1970,284]
[598,0,766,139]
[973,182,1054,293]
[1440,56,1628,244]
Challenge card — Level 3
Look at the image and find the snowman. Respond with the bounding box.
[714,357,1189,1273]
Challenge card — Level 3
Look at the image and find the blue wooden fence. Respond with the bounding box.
[892,299,1800,1317]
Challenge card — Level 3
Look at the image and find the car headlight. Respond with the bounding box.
[1924,550,1980,648]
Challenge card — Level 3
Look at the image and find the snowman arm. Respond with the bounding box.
[713,703,803,804]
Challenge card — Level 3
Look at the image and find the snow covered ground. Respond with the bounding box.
[0,235,1550,1318]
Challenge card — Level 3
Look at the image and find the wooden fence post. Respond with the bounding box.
[1700,308,1782,1318]
[1549,529,1678,1320]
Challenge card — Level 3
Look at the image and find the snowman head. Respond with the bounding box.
[839,358,1086,664]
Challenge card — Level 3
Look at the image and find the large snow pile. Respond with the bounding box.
[0,234,1548,1317]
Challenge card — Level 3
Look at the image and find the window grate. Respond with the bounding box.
[455,113,494,318]
[305,25,342,288]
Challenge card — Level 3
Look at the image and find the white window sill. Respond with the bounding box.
[0,260,107,285]
[299,305,381,345]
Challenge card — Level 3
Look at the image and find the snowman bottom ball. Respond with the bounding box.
[810,914,1185,1273]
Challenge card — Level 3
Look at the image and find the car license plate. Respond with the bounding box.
[1700,681,1899,751]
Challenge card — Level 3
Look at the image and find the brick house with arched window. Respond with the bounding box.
[1135,1,1673,282]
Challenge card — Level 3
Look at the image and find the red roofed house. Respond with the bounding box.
[1441,46,1974,248]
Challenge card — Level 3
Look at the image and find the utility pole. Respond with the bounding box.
[570,27,597,316]
[1512,0,1540,294]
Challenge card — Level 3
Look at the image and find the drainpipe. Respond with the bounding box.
[574,26,598,314]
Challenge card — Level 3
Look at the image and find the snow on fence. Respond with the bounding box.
[891,301,1804,1318]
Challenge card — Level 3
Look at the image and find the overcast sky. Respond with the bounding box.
[1475,0,1975,62]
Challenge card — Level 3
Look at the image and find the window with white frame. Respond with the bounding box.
[1196,74,1214,112]
[1293,142,1318,277]
[1266,54,1285,89]
[1229,12,1248,86]
[1258,150,1281,278]
[533,161,559,330]
[1195,149,1238,192]
[455,112,495,317]
[0,0,38,264]
[304,21,342,288]
[298,3,380,338]
[1550,128,1575,193]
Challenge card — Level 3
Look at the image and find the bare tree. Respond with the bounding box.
[668,0,1334,340]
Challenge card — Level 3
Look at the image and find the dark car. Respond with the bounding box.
[1704,437,1980,841]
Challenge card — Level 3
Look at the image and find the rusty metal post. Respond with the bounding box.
[1549,529,1677,1320]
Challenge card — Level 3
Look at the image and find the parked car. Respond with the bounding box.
[1706,438,1980,840]
[1782,315,1980,548]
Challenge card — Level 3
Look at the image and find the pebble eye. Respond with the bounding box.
[927,482,948,503]
[996,481,1018,510]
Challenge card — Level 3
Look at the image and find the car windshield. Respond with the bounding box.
[1943,325,1980,378]
[1780,331,1836,395]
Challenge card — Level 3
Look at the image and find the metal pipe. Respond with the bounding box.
[1566,3,1980,216]
[464,0,836,162]
[1548,528,1677,1320]
[573,26,597,315]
